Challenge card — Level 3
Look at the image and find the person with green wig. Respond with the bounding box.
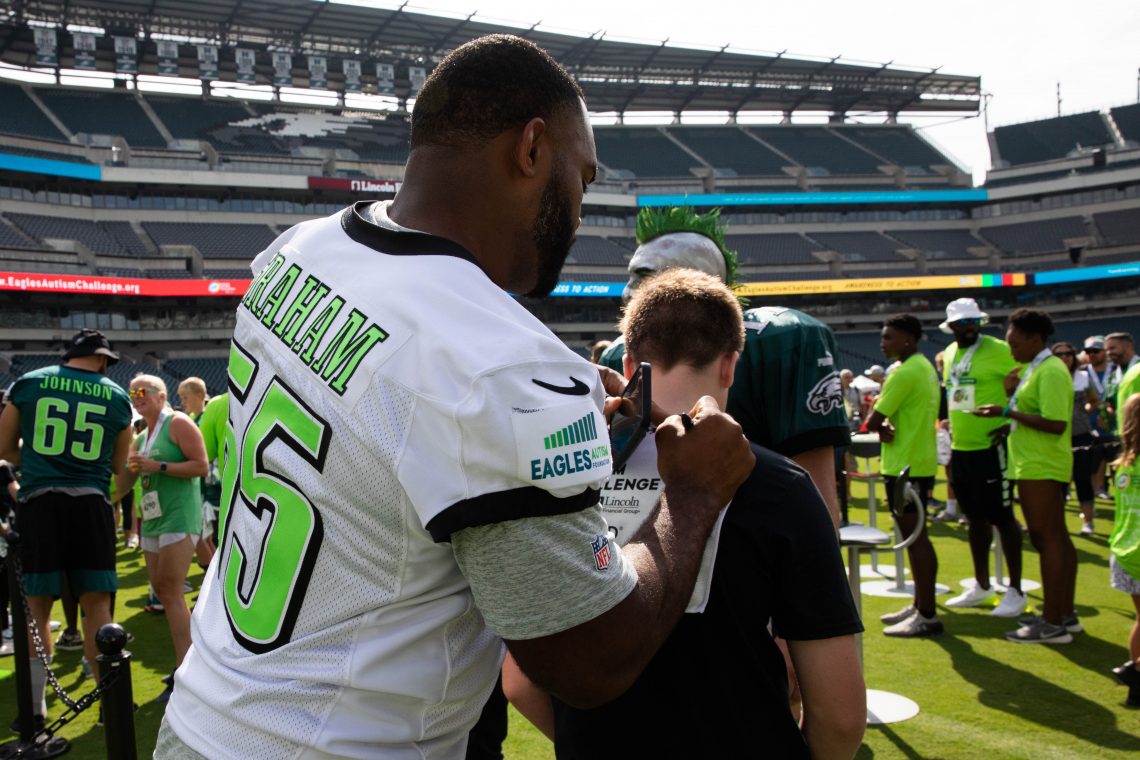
[599,207,850,528]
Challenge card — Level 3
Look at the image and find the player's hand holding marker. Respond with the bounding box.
[656,396,755,514]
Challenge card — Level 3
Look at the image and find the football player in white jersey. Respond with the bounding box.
[157,34,754,759]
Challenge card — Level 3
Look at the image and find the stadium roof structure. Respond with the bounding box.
[1,0,981,116]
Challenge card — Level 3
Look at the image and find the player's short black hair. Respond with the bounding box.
[410,34,584,149]
[1008,308,1055,340]
[883,313,924,341]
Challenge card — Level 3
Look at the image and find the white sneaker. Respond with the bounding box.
[0,640,12,657]
[1080,521,1094,536]
[946,584,995,608]
[992,588,1028,618]
[49,621,61,632]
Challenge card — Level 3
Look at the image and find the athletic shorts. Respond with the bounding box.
[1110,555,1140,596]
[140,533,194,554]
[950,444,1015,526]
[17,492,117,597]
[883,475,933,516]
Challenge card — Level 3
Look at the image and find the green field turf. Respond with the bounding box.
[2,474,1138,758]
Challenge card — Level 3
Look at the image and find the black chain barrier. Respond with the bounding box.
[0,532,137,760]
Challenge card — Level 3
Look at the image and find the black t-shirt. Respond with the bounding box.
[553,445,863,759]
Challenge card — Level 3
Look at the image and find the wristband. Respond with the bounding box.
[1001,407,1009,418]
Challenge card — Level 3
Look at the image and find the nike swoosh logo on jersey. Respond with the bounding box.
[532,377,590,396]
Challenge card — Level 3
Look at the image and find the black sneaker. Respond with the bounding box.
[1112,660,1140,688]
[1017,613,1082,633]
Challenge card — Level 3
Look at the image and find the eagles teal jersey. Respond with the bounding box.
[727,307,850,457]
[597,334,626,372]
[8,365,131,497]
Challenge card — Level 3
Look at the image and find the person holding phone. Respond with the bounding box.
[505,269,865,759]
[157,36,756,759]
[975,308,1077,644]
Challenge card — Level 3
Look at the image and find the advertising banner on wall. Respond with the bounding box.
[272,51,292,86]
[307,55,327,89]
[72,32,98,70]
[33,27,57,67]
[197,44,219,80]
[375,62,395,94]
[114,36,137,74]
[235,48,256,83]
[156,40,180,76]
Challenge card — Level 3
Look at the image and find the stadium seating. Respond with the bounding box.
[808,232,905,262]
[745,268,834,281]
[35,88,167,148]
[1094,207,1140,246]
[142,222,276,259]
[0,145,93,164]
[0,82,67,140]
[750,127,882,174]
[106,361,180,393]
[594,127,699,178]
[888,229,986,260]
[666,127,789,176]
[1111,104,1140,144]
[7,213,148,256]
[727,233,825,265]
[163,357,229,396]
[993,112,1114,166]
[565,237,628,266]
[146,95,279,154]
[0,217,44,250]
[979,216,1088,255]
[836,126,949,172]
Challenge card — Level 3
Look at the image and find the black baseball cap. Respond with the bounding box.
[62,329,120,365]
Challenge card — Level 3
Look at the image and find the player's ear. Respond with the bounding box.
[622,352,636,381]
[719,351,738,390]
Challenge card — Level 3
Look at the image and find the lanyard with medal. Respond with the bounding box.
[1008,348,1053,430]
[139,408,171,521]
[948,339,982,412]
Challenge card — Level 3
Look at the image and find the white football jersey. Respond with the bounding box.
[165,203,615,758]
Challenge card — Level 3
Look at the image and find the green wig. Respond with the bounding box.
[635,206,739,286]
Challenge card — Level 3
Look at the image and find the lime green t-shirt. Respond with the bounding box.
[873,353,939,477]
[1111,458,1140,580]
[1116,361,1140,422]
[198,392,229,466]
[1008,355,1073,483]
[943,335,1017,452]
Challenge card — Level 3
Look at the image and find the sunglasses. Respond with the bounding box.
[1085,348,1104,353]
[1054,351,1076,358]
[129,387,158,398]
[951,318,982,327]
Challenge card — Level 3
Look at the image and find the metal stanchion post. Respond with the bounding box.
[97,624,136,760]
[5,533,37,744]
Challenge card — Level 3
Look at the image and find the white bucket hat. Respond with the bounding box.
[939,298,989,334]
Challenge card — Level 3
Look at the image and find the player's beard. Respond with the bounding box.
[525,166,576,298]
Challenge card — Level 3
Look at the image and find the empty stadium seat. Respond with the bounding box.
[0,218,43,250]
[835,126,949,172]
[594,127,698,178]
[888,229,985,260]
[7,214,148,256]
[750,127,882,174]
[979,216,1088,255]
[164,357,229,396]
[1094,207,1140,246]
[0,83,67,140]
[993,112,1114,166]
[808,232,905,262]
[36,88,167,148]
[566,237,628,266]
[666,127,789,176]
[142,222,276,259]
[726,233,825,265]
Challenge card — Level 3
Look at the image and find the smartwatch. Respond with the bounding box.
[159,462,168,473]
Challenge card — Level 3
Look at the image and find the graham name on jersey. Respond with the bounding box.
[241,252,389,396]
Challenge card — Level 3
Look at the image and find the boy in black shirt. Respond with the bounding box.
[504,270,865,758]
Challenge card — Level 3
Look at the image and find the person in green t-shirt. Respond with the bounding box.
[976,308,1076,645]
[1108,393,1140,707]
[938,298,1027,619]
[865,314,942,638]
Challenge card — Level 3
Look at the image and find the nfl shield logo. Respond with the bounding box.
[591,534,611,571]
